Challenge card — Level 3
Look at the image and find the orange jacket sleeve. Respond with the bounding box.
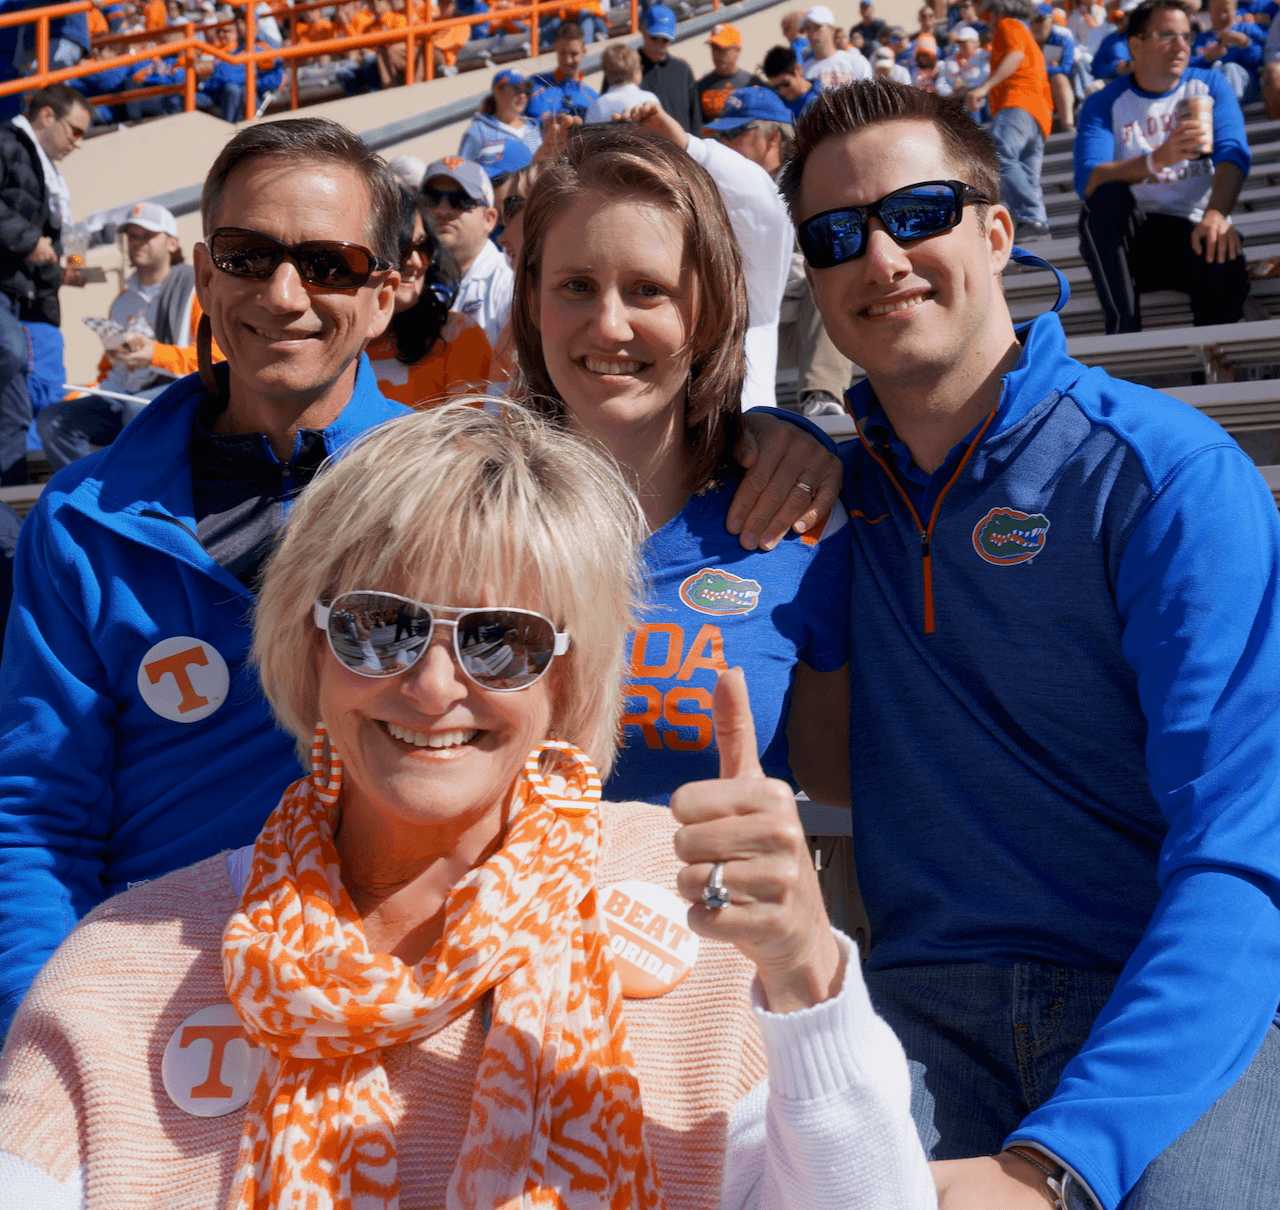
[148,295,224,378]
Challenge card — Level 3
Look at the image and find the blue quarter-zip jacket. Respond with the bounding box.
[0,359,410,1036]
[840,312,1280,1208]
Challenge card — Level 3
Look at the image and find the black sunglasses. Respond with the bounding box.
[798,179,992,270]
[503,194,525,222]
[314,591,570,692]
[208,227,392,290]
[400,236,433,265]
[423,185,482,212]
[714,121,759,142]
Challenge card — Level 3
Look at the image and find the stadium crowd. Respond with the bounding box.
[0,0,1277,1207]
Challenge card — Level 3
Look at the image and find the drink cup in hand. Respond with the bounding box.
[1175,94,1214,159]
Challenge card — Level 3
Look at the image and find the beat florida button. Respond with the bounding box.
[601,880,699,997]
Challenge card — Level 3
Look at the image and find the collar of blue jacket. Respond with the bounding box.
[44,353,412,596]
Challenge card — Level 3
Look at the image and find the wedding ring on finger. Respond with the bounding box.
[702,861,731,910]
[795,481,815,497]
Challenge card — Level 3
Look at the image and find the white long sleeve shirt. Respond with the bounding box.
[683,136,793,413]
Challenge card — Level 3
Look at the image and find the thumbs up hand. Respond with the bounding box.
[670,668,844,1013]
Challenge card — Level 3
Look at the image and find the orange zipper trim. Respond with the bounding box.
[854,404,999,635]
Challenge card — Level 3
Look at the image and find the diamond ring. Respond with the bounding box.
[702,861,730,910]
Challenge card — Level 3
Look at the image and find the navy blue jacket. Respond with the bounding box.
[840,312,1280,1208]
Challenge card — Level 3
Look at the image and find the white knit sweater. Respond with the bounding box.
[0,802,935,1210]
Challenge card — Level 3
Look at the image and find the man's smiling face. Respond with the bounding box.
[799,119,1011,389]
[195,159,397,415]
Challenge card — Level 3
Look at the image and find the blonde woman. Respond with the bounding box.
[0,405,931,1209]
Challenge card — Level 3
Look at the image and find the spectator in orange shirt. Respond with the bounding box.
[430,0,470,75]
[367,191,494,408]
[143,0,166,30]
[965,0,1053,237]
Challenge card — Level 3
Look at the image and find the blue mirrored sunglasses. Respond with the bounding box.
[798,179,992,270]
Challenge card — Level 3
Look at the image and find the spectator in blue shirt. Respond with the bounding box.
[454,0,490,40]
[781,9,813,60]
[764,43,820,116]
[196,14,284,122]
[1031,5,1077,128]
[1091,13,1134,77]
[1191,0,1265,98]
[527,22,599,121]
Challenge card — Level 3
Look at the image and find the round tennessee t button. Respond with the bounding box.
[137,636,230,723]
[161,1003,265,1117]
[601,880,699,998]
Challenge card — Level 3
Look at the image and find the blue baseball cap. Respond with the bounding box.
[703,86,794,132]
[493,68,526,88]
[645,5,677,39]
[473,138,534,178]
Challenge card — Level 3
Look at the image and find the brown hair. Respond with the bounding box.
[25,84,90,121]
[1127,0,1192,38]
[779,78,1000,222]
[510,124,747,494]
[200,118,402,261]
[556,19,584,40]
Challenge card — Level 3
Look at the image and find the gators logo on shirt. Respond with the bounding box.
[679,568,762,615]
[972,507,1051,565]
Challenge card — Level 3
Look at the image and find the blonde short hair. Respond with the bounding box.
[253,403,646,776]
[601,42,641,86]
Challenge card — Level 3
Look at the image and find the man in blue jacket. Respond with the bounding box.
[1076,0,1251,332]
[779,78,1280,1209]
[0,117,409,1037]
[527,21,598,122]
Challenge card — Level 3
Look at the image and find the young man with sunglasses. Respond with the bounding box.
[422,156,513,351]
[779,79,1280,1210]
[0,84,92,487]
[1076,0,1251,332]
[0,118,412,1039]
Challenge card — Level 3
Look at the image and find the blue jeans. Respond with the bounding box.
[867,963,1280,1208]
[989,104,1046,228]
[36,384,164,472]
[0,293,30,484]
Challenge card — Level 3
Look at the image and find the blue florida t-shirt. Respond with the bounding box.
[606,478,850,805]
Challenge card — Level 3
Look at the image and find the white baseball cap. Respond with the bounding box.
[803,5,836,27]
[954,24,980,40]
[423,156,495,206]
[122,201,178,237]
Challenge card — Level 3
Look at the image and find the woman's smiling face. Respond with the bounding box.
[537,195,695,449]
[317,590,555,840]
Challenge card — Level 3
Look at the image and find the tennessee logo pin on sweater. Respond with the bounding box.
[972,507,1051,565]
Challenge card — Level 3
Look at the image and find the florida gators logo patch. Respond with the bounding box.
[972,507,1050,565]
[679,569,762,615]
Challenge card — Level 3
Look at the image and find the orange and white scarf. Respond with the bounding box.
[223,724,665,1210]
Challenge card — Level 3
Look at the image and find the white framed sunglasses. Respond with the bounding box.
[314,591,570,692]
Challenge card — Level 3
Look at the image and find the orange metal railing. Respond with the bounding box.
[0,0,721,122]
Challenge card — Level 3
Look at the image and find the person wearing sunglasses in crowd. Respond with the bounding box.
[365,188,495,408]
[0,118,412,1041]
[0,404,933,1210]
[770,77,1280,1209]
[510,123,850,810]
[421,156,513,352]
[457,67,542,166]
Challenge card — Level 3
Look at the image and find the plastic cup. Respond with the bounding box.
[1176,94,1214,159]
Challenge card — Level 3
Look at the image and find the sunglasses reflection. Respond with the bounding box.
[328,594,551,690]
